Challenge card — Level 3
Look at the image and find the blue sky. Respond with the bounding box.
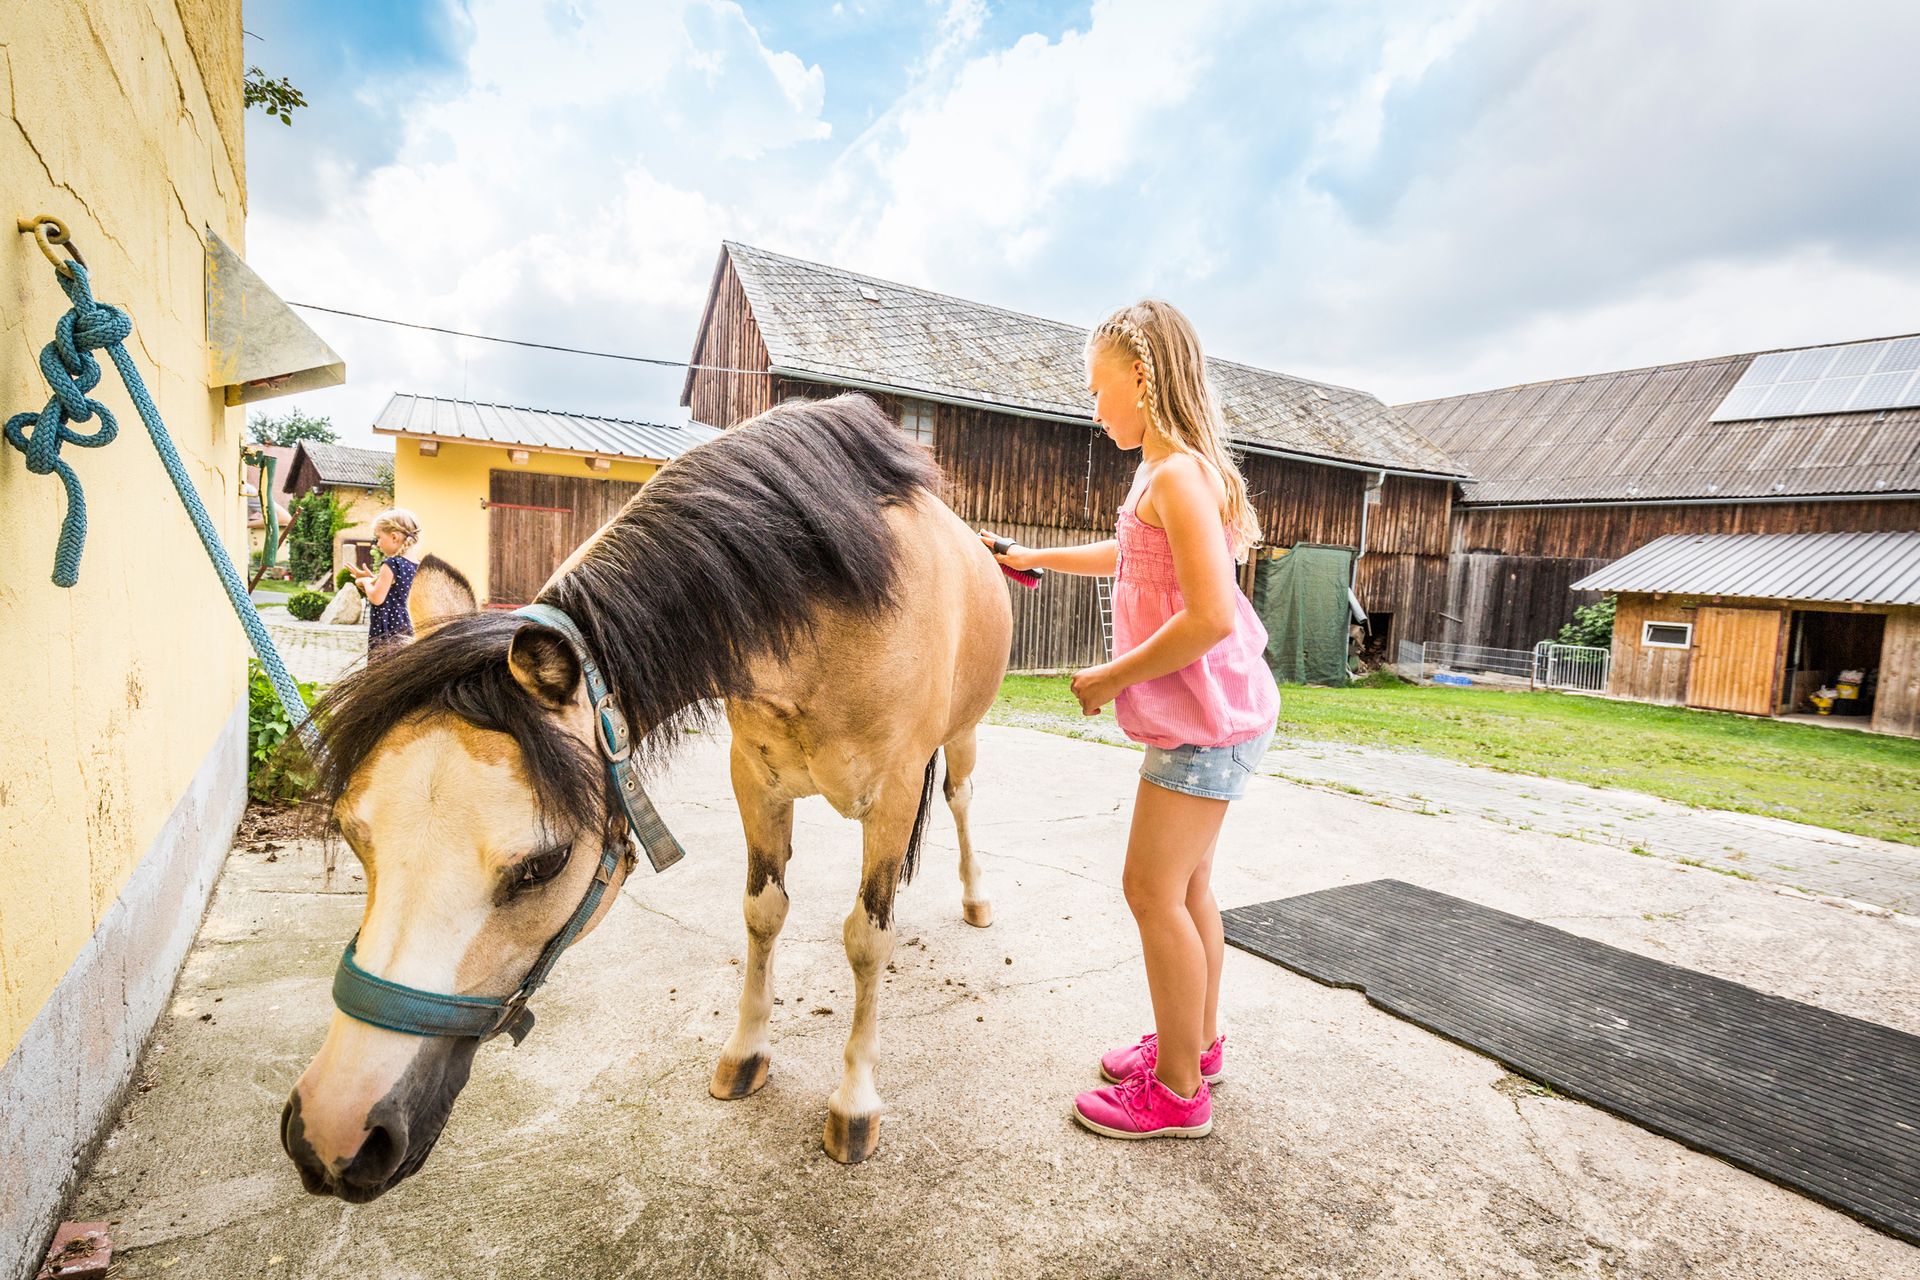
[241,1,1920,447]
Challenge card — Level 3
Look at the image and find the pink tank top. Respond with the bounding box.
[1111,488,1281,749]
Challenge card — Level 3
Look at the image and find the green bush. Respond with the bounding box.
[247,659,317,805]
[1553,594,1617,648]
[334,566,361,591]
[287,490,351,584]
[287,589,330,621]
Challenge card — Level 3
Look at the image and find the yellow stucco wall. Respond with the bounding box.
[0,1,247,1058]
[391,439,658,599]
[331,487,391,575]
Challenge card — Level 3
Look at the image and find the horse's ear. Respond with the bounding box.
[409,554,477,636]
[508,623,582,710]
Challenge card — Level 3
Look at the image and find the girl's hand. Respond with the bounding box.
[1070,663,1121,716]
[979,530,1041,571]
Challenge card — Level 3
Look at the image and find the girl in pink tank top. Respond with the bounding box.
[983,300,1279,1141]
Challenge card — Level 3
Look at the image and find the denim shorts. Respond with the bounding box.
[1139,726,1275,801]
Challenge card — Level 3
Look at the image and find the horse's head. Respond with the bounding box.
[281,559,632,1201]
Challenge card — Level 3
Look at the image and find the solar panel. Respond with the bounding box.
[1711,336,1920,421]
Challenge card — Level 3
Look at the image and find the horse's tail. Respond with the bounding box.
[899,750,940,887]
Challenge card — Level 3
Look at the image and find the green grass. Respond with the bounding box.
[252,578,302,595]
[990,673,1920,845]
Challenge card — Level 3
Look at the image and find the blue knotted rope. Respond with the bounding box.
[5,260,318,747]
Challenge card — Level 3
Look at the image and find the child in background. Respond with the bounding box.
[349,509,421,660]
[984,300,1279,1140]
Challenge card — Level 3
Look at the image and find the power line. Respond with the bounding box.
[283,300,772,377]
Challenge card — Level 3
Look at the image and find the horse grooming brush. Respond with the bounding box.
[979,530,1044,590]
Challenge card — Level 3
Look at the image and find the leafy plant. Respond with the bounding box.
[244,66,307,126]
[248,406,336,447]
[1553,594,1617,648]
[287,490,352,583]
[247,660,317,804]
[287,590,330,622]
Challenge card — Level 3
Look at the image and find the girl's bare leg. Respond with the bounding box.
[1122,779,1229,1098]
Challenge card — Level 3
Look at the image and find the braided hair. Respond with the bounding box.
[1087,300,1261,559]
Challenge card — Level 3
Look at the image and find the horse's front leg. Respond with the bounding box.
[711,743,794,1101]
[823,769,922,1163]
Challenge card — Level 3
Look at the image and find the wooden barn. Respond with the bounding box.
[1570,530,1920,736]
[1396,335,1920,653]
[682,242,1470,671]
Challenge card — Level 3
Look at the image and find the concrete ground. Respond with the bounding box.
[66,726,1920,1278]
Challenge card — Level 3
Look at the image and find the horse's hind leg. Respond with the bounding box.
[824,768,922,1163]
[712,745,793,1101]
[943,726,991,928]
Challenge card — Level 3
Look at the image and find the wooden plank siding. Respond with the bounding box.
[685,255,776,429]
[1452,497,1920,560]
[487,470,644,606]
[1608,596,1695,705]
[1441,553,1613,651]
[1687,606,1786,716]
[1873,610,1920,737]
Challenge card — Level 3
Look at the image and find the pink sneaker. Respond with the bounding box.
[1099,1032,1225,1085]
[1073,1070,1212,1139]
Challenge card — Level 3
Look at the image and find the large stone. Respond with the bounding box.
[317,585,363,626]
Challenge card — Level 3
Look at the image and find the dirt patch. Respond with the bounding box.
[235,800,325,846]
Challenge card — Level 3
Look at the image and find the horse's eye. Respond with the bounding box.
[515,844,572,889]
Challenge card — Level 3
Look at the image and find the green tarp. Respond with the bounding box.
[1253,543,1356,686]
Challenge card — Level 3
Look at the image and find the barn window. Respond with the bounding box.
[1642,621,1692,649]
[900,400,936,446]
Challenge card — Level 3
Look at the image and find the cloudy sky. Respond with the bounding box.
[242,0,1920,448]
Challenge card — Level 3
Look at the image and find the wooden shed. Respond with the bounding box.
[1395,337,1920,653]
[682,242,1470,670]
[1572,530,1920,736]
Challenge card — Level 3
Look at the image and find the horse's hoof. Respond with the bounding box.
[823,1109,880,1163]
[710,1053,769,1100]
[962,900,993,928]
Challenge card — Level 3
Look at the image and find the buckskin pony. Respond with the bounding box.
[280,394,1011,1199]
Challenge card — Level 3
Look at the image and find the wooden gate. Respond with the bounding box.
[1686,606,1785,716]
[487,470,644,606]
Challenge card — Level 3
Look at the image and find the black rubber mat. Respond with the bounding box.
[1222,879,1920,1244]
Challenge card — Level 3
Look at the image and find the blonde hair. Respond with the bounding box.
[372,508,421,550]
[1087,299,1261,559]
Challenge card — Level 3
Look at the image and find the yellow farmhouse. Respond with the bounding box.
[1,3,343,1274]
[375,394,719,606]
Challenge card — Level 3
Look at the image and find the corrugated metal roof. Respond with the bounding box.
[717,242,1469,479]
[374,394,720,463]
[1571,530,1920,604]
[1394,338,1920,504]
[296,441,392,488]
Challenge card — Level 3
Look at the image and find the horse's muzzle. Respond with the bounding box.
[281,1036,480,1201]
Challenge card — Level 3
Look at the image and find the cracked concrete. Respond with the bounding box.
[61,725,1920,1278]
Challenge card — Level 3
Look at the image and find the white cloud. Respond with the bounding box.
[246,0,830,443]
[248,0,1920,449]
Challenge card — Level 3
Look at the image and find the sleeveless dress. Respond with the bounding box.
[1111,488,1280,750]
[367,554,417,658]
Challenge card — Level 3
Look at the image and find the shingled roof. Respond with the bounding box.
[1395,339,1920,505]
[695,242,1468,479]
[293,441,392,489]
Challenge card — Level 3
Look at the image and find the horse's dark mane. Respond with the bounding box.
[545,394,939,766]
[305,394,939,835]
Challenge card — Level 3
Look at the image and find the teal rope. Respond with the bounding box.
[5,261,318,747]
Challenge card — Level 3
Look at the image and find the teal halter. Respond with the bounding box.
[329,603,687,1045]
